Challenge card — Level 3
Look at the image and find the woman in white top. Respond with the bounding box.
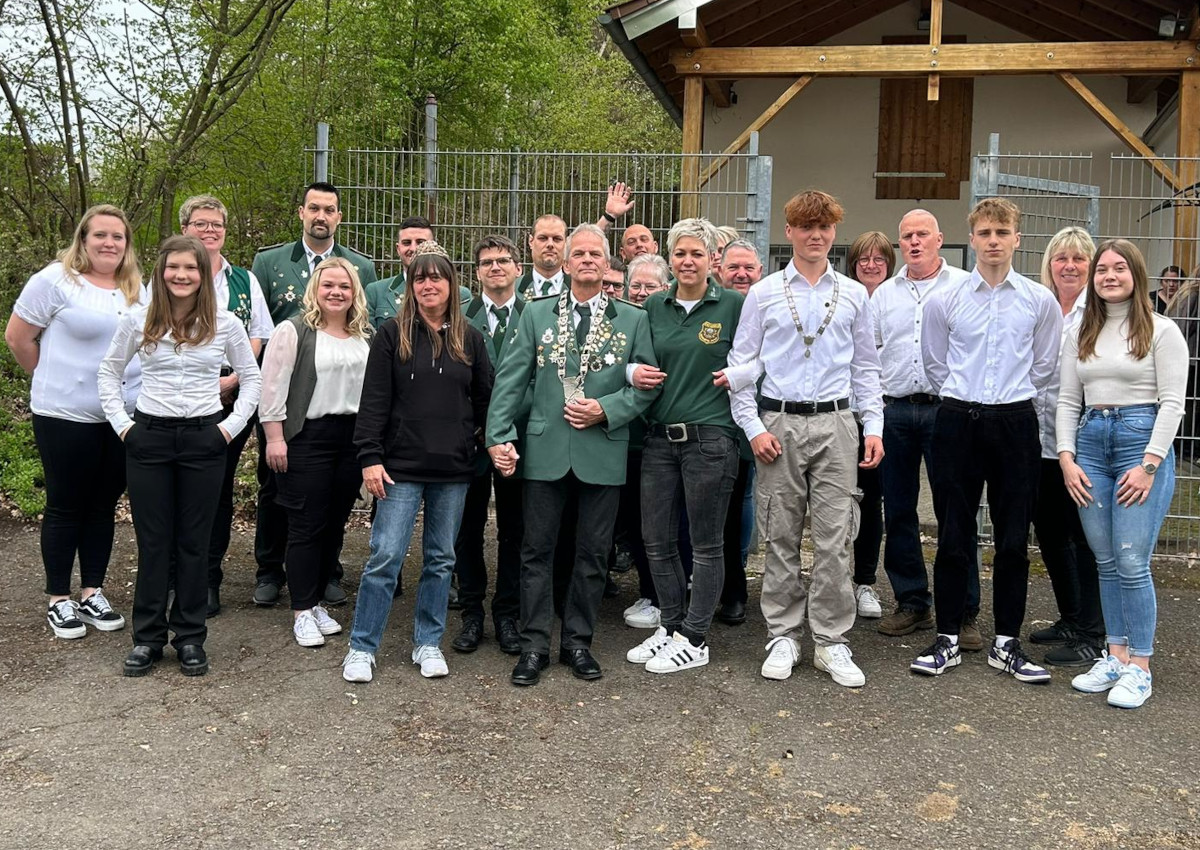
[99,235,261,678]
[1057,239,1188,709]
[4,204,145,640]
[258,258,371,648]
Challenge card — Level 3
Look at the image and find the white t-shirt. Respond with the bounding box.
[12,262,146,423]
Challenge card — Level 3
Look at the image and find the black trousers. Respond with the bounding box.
[930,399,1041,637]
[618,450,656,602]
[125,411,227,649]
[720,458,750,605]
[1032,458,1103,642]
[207,409,255,589]
[454,466,523,625]
[854,421,883,586]
[31,415,126,596]
[274,415,361,611]
[520,473,620,653]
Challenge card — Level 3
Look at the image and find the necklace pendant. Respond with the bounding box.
[804,348,812,359]
[804,335,815,347]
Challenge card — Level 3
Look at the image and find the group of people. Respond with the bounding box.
[6,180,1184,710]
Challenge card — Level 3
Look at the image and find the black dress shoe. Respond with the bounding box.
[496,619,522,655]
[253,580,281,607]
[323,579,348,607]
[206,587,221,618]
[451,619,484,653]
[558,647,603,680]
[123,645,162,677]
[716,600,747,625]
[178,645,209,676]
[511,652,550,686]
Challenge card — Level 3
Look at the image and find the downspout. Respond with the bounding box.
[598,12,685,128]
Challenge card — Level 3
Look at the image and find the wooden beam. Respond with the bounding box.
[681,76,704,219]
[669,41,1200,77]
[1056,72,1181,190]
[927,0,942,101]
[1176,70,1200,274]
[698,75,813,187]
[679,15,732,108]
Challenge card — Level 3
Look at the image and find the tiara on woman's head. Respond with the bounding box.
[411,240,450,260]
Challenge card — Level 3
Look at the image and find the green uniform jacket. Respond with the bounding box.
[516,271,571,302]
[252,240,377,325]
[464,294,530,475]
[366,273,474,329]
[486,294,657,486]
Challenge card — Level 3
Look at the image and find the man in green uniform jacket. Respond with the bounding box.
[487,223,657,687]
[365,216,472,328]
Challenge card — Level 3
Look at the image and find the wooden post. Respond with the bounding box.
[927,0,942,101]
[1176,70,1200,274]
[681,75,704,219]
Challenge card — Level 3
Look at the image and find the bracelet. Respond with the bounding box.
[601,211,617,224]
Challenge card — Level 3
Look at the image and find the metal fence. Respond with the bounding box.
[970,135,1200,557]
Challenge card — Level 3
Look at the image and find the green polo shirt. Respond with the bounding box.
[642,281,743,432]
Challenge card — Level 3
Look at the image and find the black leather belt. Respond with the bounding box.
[648,423,732,443]
[759,397,850,416]
[884,393,941,405]
[133,411,223,427]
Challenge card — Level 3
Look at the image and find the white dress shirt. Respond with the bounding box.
[870,261,970,397]
[921,268,1062,406]
[98,306,262,438]
[534,271,565,297]
[569,291,603,328]
[258,321,370,423]
[482,292,518,334]
[214,257,273,343]
[303,242,332,273]
[1038,288,1087,459]
[727,260,884,440]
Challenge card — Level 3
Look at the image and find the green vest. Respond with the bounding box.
[226,265,252,331]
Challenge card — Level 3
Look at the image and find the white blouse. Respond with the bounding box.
[98,306,261,438]
[13,262,147,423]
[258,320,370,424]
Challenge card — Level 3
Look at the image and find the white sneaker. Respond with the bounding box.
[293,611,325,647]
[645,632,709,674]
[413,645,449,678]
[311,604,343,636]
[1107,664,1152,709]
[854,585,882,619]
[814,643,866,688]
[1071,654,1123,693]
[342,648,375,682]
[626,626,672,663]
[761,636,800,680]
[623,598,661,629]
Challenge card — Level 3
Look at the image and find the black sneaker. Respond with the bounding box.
[1029,619,1072,645]
[77,590,125,631]
[253,580,282,606]
[1044,638,1103,668]
[47,599,86,639]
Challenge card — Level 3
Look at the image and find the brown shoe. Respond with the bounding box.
[878,607,934,636]
[959,615,985,652]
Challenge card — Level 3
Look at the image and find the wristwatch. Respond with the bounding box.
[1141,461,1159,475]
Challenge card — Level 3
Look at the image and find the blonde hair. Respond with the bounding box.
[59,204,142,306]
[142,235,217,354]
[1039,226,1096,300]
[301,257,371,340]
[178,195,227,229]
[968,197,1020,232]
[1077,239,1155,362]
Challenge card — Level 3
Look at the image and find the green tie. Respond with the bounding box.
[575,303,591,349]
[490,305,509,355]
[540,279,554,296]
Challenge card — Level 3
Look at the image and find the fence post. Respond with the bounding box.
[743,131,773,268]
[424,94,438,223]
[314,122,330,183]
[508,150,521,244]
[968,132,1001,268]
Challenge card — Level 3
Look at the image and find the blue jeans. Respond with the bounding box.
[349,480,470,654]
[1074,405,1174,657]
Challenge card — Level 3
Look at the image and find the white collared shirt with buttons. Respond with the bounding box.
[303,242,332,273]
[727,259,884,441]
[535,271,565,297]
[870,260,971,397]
[1038,287,1087,459]
[482,292,518,334]
[921,267,1062,406]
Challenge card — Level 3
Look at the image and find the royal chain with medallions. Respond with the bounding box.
[782,272,841,358]
[555,288,610,401]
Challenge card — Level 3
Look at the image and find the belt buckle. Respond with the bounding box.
[797,401,817,415]
[666,423,689,442]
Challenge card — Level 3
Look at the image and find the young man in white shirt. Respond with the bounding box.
[722,190,884,688]
[913,198,1062,683]
[869,210,982,647]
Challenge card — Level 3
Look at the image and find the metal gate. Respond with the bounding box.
[308,122,773,281]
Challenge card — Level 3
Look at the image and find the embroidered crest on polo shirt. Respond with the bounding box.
[698,321,722,345]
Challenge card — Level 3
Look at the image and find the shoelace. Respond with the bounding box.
[995,641,1033,677]
[766,639,794,665]
[296,612,319,634]
[825,645,854,668]
[51,599,79,621]
[84,591,112,614]
[345,649,373,667]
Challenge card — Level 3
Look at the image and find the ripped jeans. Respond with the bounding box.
[1074,405,1175,657]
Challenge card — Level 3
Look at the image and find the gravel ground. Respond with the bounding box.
[1,517,1198,850]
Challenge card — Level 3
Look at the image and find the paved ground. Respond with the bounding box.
[1,517,1198,850]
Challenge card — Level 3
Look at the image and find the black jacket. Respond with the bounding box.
[354,317,493,482]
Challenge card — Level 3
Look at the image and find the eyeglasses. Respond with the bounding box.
[628,282,663,293]
[477,257,514,268]
[856,256,887,267]
[186,220,225,232]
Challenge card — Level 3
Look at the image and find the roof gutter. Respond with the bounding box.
[598,12,684,128]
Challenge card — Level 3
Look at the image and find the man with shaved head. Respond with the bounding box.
[619,224,659,263]
[869,210,981,647]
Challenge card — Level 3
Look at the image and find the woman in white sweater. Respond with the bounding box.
[1056,239,1187,709]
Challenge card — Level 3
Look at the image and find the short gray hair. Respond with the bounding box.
[666,217,718,254]
[715,225,740,248]
[720,239,760,262]
[565,222,611,262]
[627,254,670,285]
[179,194,227,229]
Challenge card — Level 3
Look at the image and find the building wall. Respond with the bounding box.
[699,3,1169,264]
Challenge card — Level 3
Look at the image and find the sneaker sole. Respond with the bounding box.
[49,622,87,639]
[857,609,883,619]
[910,655,961,676]
[418,667,449,678]
[1107,686,1151,708]
[760,665,796,681]
[1044,653,1103,668]
[814,658,865,687]
[646,655,709,674]
[295,635,326,648]
[1072,678,1118,694]
[316,625,343,636]
[78,613,125,631]
[987,655,1051,683]
[624,616,661,629]
[343,670,373,683]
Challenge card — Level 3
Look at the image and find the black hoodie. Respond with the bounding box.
[354,316,493,482]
